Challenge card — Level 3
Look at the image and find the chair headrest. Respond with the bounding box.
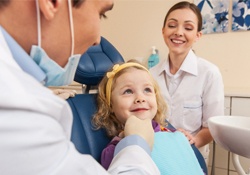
[74,37,124,85]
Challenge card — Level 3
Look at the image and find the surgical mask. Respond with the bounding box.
[31,46,80,86]
[31,0,81,86]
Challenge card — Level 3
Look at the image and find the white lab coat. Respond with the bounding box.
[0,30,159,175]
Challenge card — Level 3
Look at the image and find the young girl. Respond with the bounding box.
[93,61,205,174]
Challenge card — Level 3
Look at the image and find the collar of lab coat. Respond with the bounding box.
[0,26,46,83]
[158,49,198,77]
[179,50,198,76]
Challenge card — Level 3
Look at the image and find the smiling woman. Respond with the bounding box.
[150,1,224,166]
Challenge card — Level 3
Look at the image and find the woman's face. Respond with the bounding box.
[162,8,202,56]
[110,68,157,124]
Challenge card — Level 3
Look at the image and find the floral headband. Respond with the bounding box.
[106,62,149,106]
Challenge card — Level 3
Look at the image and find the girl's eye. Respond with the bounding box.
[124,89,133,94]
[144,87,153,93]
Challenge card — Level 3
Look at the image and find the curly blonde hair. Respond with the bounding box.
[92,60,168,137]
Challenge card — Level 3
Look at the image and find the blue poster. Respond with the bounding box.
[194,0,229,34]
[232,0,250,31]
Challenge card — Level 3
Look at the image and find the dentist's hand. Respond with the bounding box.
[124,115,154,150]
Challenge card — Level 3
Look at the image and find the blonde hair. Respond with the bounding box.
[92,60,168,137]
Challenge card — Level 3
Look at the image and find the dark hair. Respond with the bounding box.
[72,0,85,8]
[0,0,85,9]
[0,0,10,9]
[163,1,202,32]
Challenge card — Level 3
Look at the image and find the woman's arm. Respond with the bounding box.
[194,127,213,148]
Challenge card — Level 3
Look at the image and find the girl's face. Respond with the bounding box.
[111,68,157,124]
[162,8,202,56]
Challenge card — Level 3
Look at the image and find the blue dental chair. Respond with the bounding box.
[67,37,207,174]
[74,37,124,93]
[68,36,124,161]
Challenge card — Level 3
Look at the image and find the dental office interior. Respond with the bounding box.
[66,0,250,174]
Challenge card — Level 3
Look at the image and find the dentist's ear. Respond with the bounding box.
[38,0,62,20]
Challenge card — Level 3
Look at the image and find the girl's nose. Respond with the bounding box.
[134,97,146,104]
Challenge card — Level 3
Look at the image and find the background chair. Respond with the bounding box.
[67,37,207,174]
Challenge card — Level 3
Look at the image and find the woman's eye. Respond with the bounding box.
[168,24,176,28]
[185,27,193,31]
[185,24,194,31]
[124,89,133,94]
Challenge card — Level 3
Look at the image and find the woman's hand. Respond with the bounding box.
[177,128,196,145]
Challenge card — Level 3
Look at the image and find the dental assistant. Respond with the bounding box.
[150,1,224,164]
[0,0,160,174]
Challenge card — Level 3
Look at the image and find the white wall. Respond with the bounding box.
[101,0,250,89]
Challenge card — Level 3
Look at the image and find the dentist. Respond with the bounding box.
[0,0,159,174]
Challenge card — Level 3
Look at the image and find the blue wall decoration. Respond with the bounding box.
[194,0,229,34]
[232,0,250,31]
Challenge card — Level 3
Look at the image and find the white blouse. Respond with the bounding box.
[150,50,224,135]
